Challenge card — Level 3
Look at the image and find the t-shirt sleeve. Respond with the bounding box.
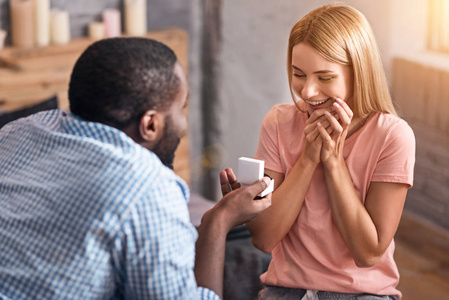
[371,120,416,187]
[112,174,219,300]
[254,107,284,173]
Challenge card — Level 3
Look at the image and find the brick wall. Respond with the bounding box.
[392,57,449,231]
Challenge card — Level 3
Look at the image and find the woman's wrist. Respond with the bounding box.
[322,155,344,172]
[298,153,320,170]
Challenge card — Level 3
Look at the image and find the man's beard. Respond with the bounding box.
[152,115,180,170]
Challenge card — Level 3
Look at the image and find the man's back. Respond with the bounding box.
[0,110,199,299]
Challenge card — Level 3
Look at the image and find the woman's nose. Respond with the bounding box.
[301,79,319,100]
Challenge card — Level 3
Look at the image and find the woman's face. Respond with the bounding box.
[291,42,353,115]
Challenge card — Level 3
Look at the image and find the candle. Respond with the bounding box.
[35,0,50,46]
[0,30,6,50]
[10,0,35,48]
[102,9,121,38]
[124,0,147,36]
[88,22,105,40]
[50,9,71,45]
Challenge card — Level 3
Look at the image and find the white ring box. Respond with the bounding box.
[237,157,274,197]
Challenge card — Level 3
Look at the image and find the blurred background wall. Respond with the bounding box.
[1,0,448,231]
[212,0,449,234]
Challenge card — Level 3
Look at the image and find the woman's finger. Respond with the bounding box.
[332,101,351,128]
[324,111,343,135]
[307,110,325,124]
[334,98,353,119]
[307,107,333,124]
[317,122,332,142]
[306,115,330,132]
[306,115,334,143]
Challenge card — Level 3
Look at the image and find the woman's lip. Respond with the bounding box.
[306,98,331,108]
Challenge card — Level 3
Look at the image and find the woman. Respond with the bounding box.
[243,4,415,300]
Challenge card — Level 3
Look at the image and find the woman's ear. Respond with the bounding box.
[139,110,165,144]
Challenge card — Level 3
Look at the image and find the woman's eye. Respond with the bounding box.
[319,77,333,82]
[293,74,305,78]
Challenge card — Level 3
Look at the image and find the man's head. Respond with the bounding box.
[69,38,189,169]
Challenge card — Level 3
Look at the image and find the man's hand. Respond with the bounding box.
[195,168,272,298]
[219,167,241,196]
[206,174,272,232]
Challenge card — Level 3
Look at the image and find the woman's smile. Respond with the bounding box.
[305,98,331,107]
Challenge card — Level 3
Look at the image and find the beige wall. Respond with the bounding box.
[218,0,395,189]
[218,0,449,230]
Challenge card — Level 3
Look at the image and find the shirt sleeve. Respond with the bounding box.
[372,119,416,187]
[111,174,220,300]
[254,107,284,173]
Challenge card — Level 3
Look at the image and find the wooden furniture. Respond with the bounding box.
[0,28,190,185]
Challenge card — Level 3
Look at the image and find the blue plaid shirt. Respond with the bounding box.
[0,110,219,300]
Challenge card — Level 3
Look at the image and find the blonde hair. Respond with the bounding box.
[287,5,397,118]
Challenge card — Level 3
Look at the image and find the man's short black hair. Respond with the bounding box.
[69,38,180,129]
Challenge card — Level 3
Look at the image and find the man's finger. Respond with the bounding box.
[245,194,272,224]
[225,168,241,190]
[220,169,241,196]
[219,170,232,195]
[245,177,271,198]
[254,194,272,210]
[221,183,232,196]
[219,170,230,185]
[230,180,241,190]
[224,168,237,181]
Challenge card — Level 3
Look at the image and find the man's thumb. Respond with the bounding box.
[248,177,271,197]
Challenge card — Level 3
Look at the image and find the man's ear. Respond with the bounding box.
[139,110,165,144]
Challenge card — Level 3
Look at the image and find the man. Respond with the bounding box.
[0,38,271,299]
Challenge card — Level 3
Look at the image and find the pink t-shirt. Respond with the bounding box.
[254,103,415,299]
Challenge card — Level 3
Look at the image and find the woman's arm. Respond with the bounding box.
[318,98,408,267]
[246,109,333,253]
[245,159,316,253]
[323,161,407,267]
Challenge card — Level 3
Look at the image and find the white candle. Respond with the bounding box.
[35,0,50,46]
[124,0,147,36]
[102,9,121,38]
[50,9,70,45]
[10,0,35,48]
[88,22,105,40]
[0,30,7,50]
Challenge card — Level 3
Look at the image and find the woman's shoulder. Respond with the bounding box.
[368,112,415,142]
[268,102,300,113]
[372,112,412,130]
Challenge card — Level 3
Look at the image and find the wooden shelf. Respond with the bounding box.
[0,28,191,185]
[0,28,188,111]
